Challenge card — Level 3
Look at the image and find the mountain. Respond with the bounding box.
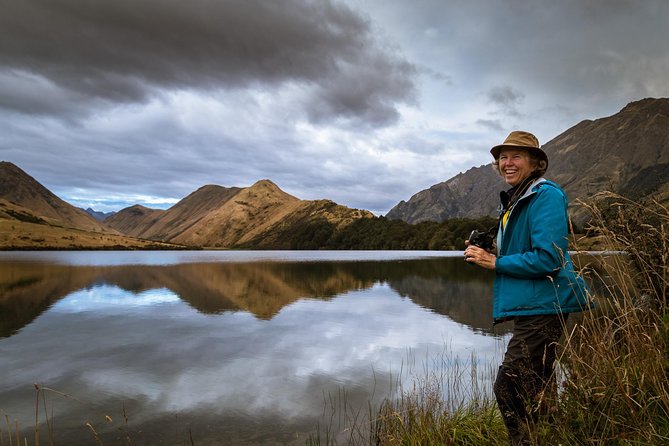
[105,179,374,248]
[170,180,293,247]
[386,165,505,223]
[0,160,373,249]
[83,208,116,221]
[0,161,112,233]
[386,97,669,225]
[0,162,188,249]
[105,184,242,241]
[104,204,166,237]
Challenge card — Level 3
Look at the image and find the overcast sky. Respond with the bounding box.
[2,0,668,214]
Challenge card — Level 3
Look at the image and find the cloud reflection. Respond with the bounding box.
[4,284,501,411]
[52,286,180,312]
[0,255,505,443]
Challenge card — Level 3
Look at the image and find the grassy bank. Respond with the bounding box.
[310,194,669,445]
[541,194,669,445]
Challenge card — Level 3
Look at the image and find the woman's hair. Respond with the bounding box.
[492,150,548,177]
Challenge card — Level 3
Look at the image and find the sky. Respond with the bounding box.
[1,0,668,215]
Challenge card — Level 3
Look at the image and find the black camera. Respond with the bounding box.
[468,229,495,251]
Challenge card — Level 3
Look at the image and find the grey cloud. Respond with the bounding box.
[476,119,503,132]
[487,86,524,109]
[0,0,416,126]
[306,53,417,127]
[422,67,452,84]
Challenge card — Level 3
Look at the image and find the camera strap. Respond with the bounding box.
[499,174,539,231]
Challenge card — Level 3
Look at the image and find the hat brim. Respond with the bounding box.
[490,144,548,162]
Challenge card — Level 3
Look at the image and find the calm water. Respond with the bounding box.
[0,251,508,445]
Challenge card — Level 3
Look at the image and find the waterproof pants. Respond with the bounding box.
[493,314,566,446]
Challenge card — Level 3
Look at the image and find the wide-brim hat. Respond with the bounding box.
[490,131,548,166]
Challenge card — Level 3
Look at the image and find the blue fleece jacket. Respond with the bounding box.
[493,178,590,321]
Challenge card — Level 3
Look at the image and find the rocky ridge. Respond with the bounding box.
[386,97,669,225]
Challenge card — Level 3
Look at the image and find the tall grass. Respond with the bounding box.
[1,385,141,446]
[311,193,669,445]
[308,351,508,445]
[538,194,669,445]
[371,354,507,446]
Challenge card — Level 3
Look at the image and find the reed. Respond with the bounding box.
[308,351,508,445]
[536,194,669,444]
[310,193,669,445]
[1,385,138,446]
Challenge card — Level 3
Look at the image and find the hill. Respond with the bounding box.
[0,160,375,249]
[0,198,182,249]
[0,161,111,233]
[83,208,116,221]
[105,184,243,241]
[104,204,166,237]
[108,179,375,248]
[0,162,186,249]
[386,97,669,225]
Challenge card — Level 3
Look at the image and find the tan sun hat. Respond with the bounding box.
[490,131,548,166]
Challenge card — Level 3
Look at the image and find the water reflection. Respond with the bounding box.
[0,253,504,445]
[1,257,497,337]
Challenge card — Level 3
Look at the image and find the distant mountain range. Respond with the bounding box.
[83,207,116,221]
[0,161,372,249]
[2,97,668,249]
[386,97,669,226]
[104,179,373,248]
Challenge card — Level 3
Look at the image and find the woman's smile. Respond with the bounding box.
[499,149,533,186]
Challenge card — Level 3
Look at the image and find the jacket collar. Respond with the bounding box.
[519,177,546,202]
[500,176,546,213]
[497,177,547,251]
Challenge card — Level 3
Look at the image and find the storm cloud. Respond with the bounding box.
[1,0,668,215]
[0,0,416,125]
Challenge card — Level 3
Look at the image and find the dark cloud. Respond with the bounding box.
[306,51,417,126]
[486,86,524,115]
[0,0,416,126]
[476,119,503,132]
[3,0,668,216]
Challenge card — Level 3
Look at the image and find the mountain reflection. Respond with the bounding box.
[0,257,497,337]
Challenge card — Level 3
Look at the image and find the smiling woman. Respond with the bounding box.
[464,130,590,445]
[497,151,534,187]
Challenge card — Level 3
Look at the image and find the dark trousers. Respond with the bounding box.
[493,314,567,445]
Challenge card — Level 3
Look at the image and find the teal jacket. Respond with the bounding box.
[493,178,590,322]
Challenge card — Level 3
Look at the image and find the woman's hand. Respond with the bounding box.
[464,244,496,269]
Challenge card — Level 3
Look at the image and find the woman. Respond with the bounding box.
[464,131,590,445]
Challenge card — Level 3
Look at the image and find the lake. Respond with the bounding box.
[0,250,509,445]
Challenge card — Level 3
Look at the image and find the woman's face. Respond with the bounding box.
[498,148,534,187]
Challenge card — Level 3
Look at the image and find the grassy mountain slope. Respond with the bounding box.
[386,97,669,225]
[0,161,111,233]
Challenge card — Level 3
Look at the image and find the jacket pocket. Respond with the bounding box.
[498,275,538,314]
[533,277,561,311]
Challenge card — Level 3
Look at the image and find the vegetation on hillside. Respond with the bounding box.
[545,193,669,445]
[238,215,499,250]
[0,218,186,250]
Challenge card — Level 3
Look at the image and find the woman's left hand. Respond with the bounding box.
[464,245,496,269]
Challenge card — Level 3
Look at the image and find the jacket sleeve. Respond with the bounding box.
[495,186,569,279]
